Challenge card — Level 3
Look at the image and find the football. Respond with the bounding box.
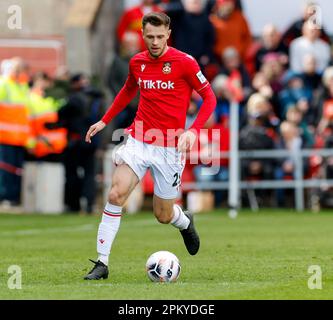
[146,251,181,282]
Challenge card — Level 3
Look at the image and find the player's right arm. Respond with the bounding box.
[85,60,139,143]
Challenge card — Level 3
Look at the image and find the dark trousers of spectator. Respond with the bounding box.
[64,144,96,213]
[0,144,24,203]
[194,165,229,207]
[274,167,294,207]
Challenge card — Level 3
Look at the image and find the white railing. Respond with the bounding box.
[103,102,333,213]
[182,148,333,212]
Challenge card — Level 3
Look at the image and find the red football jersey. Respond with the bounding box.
[102,47,216,147]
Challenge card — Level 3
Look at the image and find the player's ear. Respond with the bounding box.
[167,28,171,39]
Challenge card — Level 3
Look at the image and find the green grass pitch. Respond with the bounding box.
[0,209,333,300]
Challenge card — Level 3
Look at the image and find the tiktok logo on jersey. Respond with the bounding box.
[137,78,174,90]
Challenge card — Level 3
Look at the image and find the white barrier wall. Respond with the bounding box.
[23,162,65,214]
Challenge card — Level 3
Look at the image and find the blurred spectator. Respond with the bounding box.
[252,71,281,118]
[312,70,333,198]
[258,53,286,119]
[219,46,251,101]
[210,0,252,63]
[286,106,314,148]
[108,31,141,132]
[27,72,67,161]
[299,53,322,91]
[45,66,70,102]
[289,20,331,74]
[254,24,289,72]
[54,74,104,213]
[0,58,30,207]
[211,66,251,127]
[309,78,333,208]
[278,70,312,120]
[239,93,277,181]
[260,53,285,97]
[193,113,230,207]
[117,0,161,51]
[164,0,215,69]
[274,121,303,206]
[316,67,333,136]
[281,1,331,48]
[252,72,273,99]
[211,74,234,123]
[185,92,200,129]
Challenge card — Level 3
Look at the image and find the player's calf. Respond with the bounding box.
[155,211,173,224]
[153,196,174,224]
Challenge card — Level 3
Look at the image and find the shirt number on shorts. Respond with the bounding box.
[172,173,180,187]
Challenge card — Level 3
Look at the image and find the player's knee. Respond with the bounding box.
[108,189,125,207]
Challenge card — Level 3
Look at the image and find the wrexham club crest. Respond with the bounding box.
[162,62,171,74]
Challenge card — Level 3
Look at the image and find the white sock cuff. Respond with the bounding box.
[171,204,190,230]
[171,204,182,224]
[98,254,109,266]
[104,202,122,215]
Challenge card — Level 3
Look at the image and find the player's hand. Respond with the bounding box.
[85,120,106,143]
[177,130,197,153]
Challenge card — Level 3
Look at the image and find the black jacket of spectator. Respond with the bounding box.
[239,124,275,150]
[300,72,322,92]
[255,42,289,72]
[311,86,333,126]
[165,1,215,66]
[56,84,103,213]
[107,54,139,131]
[239,122,276,180]
[57,86,104,149]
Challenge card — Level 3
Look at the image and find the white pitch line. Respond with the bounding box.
[0,214,204,237]
[0,219,156,237]
[0,224,95,237]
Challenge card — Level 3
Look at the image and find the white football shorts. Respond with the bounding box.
[113,135,185,199]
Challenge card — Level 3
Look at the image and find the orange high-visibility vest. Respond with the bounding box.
[0,103,30,146]
[30,111,67,158]
[0,78,31,147]
[29,93,67,158]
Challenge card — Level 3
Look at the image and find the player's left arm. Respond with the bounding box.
[178,56,217,153]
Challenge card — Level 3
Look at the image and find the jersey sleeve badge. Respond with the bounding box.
[196,71,207,84]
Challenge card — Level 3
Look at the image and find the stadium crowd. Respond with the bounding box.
[1,0,333,212]
[0,59,105,213]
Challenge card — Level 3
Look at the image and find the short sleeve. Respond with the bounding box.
[182,55,209,92]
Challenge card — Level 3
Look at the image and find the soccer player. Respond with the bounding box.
[84,12,216,280]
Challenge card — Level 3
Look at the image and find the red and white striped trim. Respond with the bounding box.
[103,210,122,217]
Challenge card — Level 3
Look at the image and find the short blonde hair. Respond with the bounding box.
[247,93,269,116]
[280,121,299,138]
